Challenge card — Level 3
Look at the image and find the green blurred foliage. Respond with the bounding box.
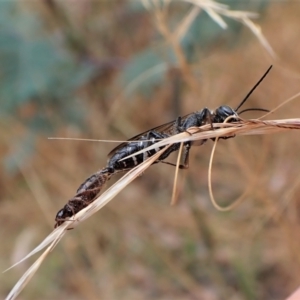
[0,1,96,172]
[0,1,95,120]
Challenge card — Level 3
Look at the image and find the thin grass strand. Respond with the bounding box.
[259,91,300,119]
[171,142,184,205]
[175,6,202,41]
[48,137,136,143]
[204,7,227,29]
[5,242,56,300]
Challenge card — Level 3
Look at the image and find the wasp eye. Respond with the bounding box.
[56,209,65,219]
[214,105,237,123]
[221,106,235,116]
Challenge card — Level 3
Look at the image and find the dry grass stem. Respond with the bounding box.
[5,227,67,300]
[171,142,184,205]
[48,137,136,143]
[175,6,202,41]
[6,245,54,300]
[119,118,300,161]
[260,91,300,119]
[5,146,172,300]
[179,0,275,57]
[117,116,300,212]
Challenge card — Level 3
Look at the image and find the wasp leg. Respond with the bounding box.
[143,130,166,161]
[147,130,167,140]
[201,108,214,129]
[159,161,182,167]
[217,134,236,141]
[174,116,182,132]
[159,160,188,169]
[180,143,190,169]
[174,116,192,136]
[143,131,152,162]
[158,142,190,169]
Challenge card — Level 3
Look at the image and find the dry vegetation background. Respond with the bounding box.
[1,1,300,299]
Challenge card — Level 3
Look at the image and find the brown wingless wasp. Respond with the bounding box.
[54,66,272,227]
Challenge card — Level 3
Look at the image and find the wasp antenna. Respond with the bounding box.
[238,108,270,115]
[235,65,273,112]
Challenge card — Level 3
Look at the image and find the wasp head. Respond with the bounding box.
[54,205,73,227]
[213,105,239,123]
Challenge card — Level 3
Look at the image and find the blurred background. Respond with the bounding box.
[1,0,300,299]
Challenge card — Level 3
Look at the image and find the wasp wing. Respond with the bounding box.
[107,113,193,158]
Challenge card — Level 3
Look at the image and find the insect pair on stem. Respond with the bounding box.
[54,65,272,228]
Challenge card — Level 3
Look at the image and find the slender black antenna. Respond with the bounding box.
[238,108,270,115]
[235,65,273,112]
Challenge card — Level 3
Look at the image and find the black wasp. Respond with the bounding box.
[106,65,272,172]
[54,65,272,227]
[54,169,111,227]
